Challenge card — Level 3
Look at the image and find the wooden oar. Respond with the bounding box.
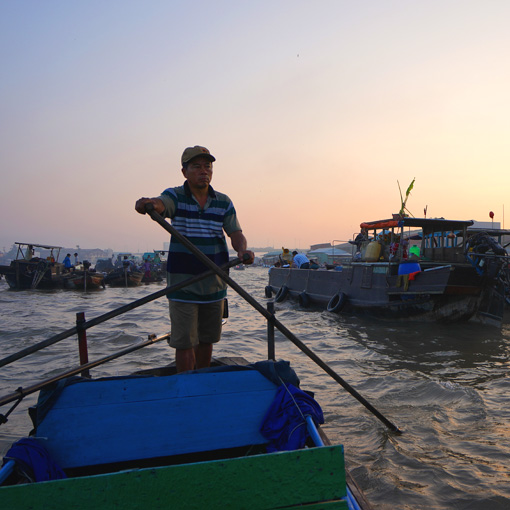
[145,204,401,433]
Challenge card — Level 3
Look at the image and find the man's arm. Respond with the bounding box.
[228,230,255,264]
[135,197,165,215]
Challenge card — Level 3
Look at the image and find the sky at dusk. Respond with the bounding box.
[1,1,509,254]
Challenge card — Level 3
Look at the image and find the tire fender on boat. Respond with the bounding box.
[265,285,273,298]
[327,292,347,313]
[298,292,310,308]
[275,285,289,303]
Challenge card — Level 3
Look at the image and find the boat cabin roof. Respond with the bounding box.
[15,242,64,250]
[360,217,474,233]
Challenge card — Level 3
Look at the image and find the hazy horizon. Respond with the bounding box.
[2,1,510,253]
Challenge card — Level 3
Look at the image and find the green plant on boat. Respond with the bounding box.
[397,178,415,217]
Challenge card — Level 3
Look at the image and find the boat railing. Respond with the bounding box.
[0,268,400,432]
[0,258,242,412]
[0,268,278,414]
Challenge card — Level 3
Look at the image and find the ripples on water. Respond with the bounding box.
[1,268,509,509]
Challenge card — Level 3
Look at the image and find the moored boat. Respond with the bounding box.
[62,264,105,290]
[0,243,66,290]
[103,267,144,287]
[268,216,510,328]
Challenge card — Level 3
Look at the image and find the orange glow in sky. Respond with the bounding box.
[1,1,509,252]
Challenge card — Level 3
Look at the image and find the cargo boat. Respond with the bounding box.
[268,217,510,328]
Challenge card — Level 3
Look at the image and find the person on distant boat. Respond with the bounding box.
[122,255,136,272]
[135,145,254,373]
[143,259,151,280]
[352,228,369,252]
[74,253,79,266]
[292,251,310,269]
[268,260,281,276]
[63,253,73,272]
[281,247,293,266]
[309,259,320,270]
[25,245,34,261]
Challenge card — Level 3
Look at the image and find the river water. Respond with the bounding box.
[0,267,509,509]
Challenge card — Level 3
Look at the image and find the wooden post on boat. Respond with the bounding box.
[267,300,275,361]
[76,312,90,378]
[15,261,20,289]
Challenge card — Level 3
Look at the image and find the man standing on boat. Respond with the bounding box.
[25,245,34,261]
[63,253,73,272]
[135,145,254,373]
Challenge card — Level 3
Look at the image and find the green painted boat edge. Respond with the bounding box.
[0,445,347,510]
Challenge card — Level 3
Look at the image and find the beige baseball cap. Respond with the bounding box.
[181,146,216,165]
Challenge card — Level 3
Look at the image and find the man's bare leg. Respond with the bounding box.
[195,343,213,369]
[175,348,196,373]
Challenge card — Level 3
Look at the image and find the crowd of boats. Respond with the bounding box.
[2,204,510,507]
[3,209,510,331]
[0,243,166,291]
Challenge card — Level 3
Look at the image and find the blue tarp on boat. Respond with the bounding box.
[260,383,324,452]
[2,437,66,482]
[31,359,301,428]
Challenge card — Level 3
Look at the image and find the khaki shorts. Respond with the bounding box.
[168,300,224,349]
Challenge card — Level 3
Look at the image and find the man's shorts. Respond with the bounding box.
[168,300,224,349]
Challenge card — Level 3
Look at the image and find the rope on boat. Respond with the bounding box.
[31,261,49,289]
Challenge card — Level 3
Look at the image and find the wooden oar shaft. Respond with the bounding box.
[0,334,170,408]
[0,259,240,369]
[146,206,400,433]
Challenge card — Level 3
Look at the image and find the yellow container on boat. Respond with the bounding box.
[363,241,381,262]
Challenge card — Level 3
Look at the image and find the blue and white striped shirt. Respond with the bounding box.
[159,181,241,303]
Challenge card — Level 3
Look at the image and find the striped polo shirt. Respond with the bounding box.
[159,181,241,303]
